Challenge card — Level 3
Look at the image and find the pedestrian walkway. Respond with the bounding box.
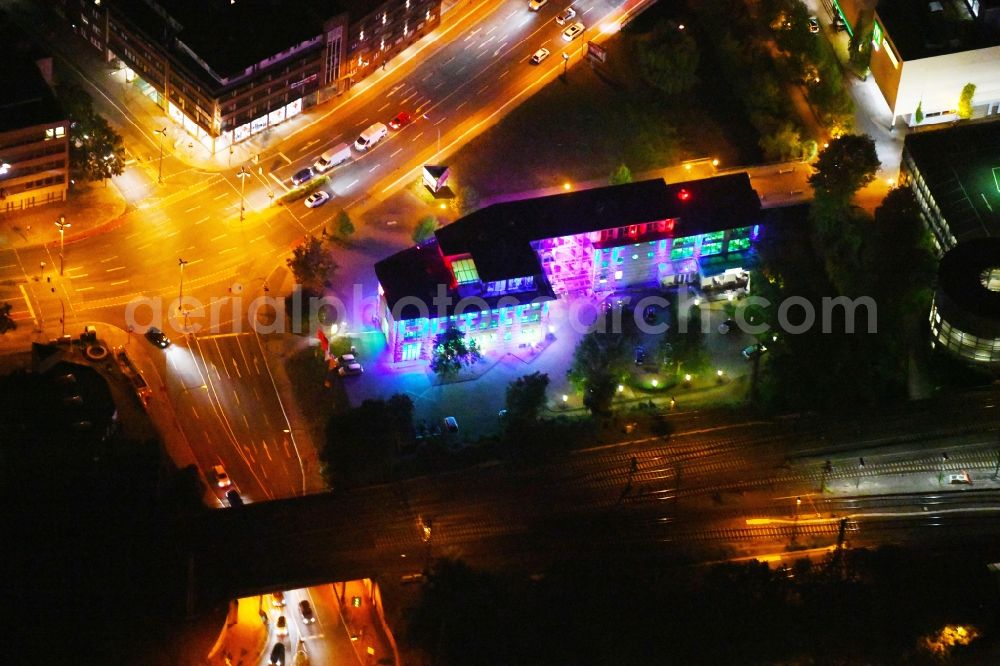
[206,597,269,666]
[334,579,398,666]
[0,181,127,250]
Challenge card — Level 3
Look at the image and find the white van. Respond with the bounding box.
[354,122,388,152]
[313,142,351,172]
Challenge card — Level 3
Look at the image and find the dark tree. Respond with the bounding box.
[321,393,414,487]
[286,235,337,294]
[0,302,16,335]
[504,372,550,427]
[333,209,354,239]
[568,326,631,416]
[635,22,699,96]
[807,134,880,200]
[609,164,633,185]
[430,326,481,379]
[58,84,126,183]
[412,215,439,243]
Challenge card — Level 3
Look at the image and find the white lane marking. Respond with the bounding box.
[219,247,236,254]
[125,231,141,240]
[411,131,424,142]
[434,116,446,126]
[99,256,118,263]
[211,233,228,242]
[105,266,126,272]
[278,152,292,164]
[195,216,210,225]
[76,286,94,292]
[368,163,381,173]
[378,102,390,112]
[456,101,467,111]
[136,243,151,250]
[499,69,510,79]
[110,279,129,286]
[213,192,228,200]
[344,179,359,191]
[184,205,200,213]
[391,148,403,157]
[477,84,489,94]
[263,441,273,462]
[298,138,320,153]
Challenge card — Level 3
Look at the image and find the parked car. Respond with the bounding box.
[530,47,550,64]
[340,353,357,365]
[269,642,285,666]
[144,326,171,349]
[388,111,412,130]
[226,489,243,507]
[211,464,231,488]
[339,362,364,376]
[807,16,820,33]
[555,6,576,25]
[443,416,459,434]
[276,615,288,637]
[718,319,736,334]
[742,343,768,360]
[291,167,314,186]
[313,143,352,172]
[528,0,548,10]
[304,190,330,208]
[562,21,585,41]
[299,599,316,624]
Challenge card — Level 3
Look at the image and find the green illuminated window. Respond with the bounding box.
[701,231,725,243]
[701,242,723,256]
[670,247,694,261]
[452,258,480,284]
[729,238,751,252]
[673,236,695,249]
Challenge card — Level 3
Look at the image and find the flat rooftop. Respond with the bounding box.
[0,14,64,133]
[877,0,1000,60]
[115,0,382,79]
[905,121,1000,242]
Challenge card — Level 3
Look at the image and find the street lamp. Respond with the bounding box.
[0,161,10,176]
[177,258,188,312]
[562,52,569,78]
[154,127,167,184]
[237,166,251,221]
[55,216,71,276]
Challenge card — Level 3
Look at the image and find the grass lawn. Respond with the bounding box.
[447,3,760,197]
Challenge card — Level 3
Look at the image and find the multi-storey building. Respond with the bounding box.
[375,175,762,363]
[0,20,69,213]
[56,0,440,154]
[930,238,1000,364]
[900,120,1000,253]
[830,0,1000,127]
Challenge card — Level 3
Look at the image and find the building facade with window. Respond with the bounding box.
[930,238,1000,364]
[831,0,1000,127]
[899,120,1000,253]
[56,0,440,154]
[374,175,762,363]
[0,27,69,213]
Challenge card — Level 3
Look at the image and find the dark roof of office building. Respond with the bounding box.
[374,242,555,319]
[0,14,64,132]
[937,238,1000,323]
[876,0,1000,60]
[435,174,760,282]
[114,0,379,79]
[904,121,1000,242]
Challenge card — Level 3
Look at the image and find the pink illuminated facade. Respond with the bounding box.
[374,175,762,363]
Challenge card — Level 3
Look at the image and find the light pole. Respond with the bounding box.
[55,216,71,276]
[237,166,251,221]
[154,127,167,184]
[562,52,569,78]
[177,258,188,312]
[0,161,10,176]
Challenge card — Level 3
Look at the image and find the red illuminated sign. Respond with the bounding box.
[677,189,691,201]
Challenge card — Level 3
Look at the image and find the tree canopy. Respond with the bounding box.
[321,394,414,487]
[412,215,439,244]
[286,235,337,294]
[609,164,633,186]
[635,22,699,96]
[58,84,126,183]
[333,209,354,238]
[807,134,880,200]
[504,372,550,428]
[430,327,482,378]
[568,322,631,416]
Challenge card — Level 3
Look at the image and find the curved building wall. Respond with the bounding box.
[930,240,1000,365]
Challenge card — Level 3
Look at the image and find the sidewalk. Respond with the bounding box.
[206,597,269,666]
[0,180,127,250]
[334,579,397,666]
